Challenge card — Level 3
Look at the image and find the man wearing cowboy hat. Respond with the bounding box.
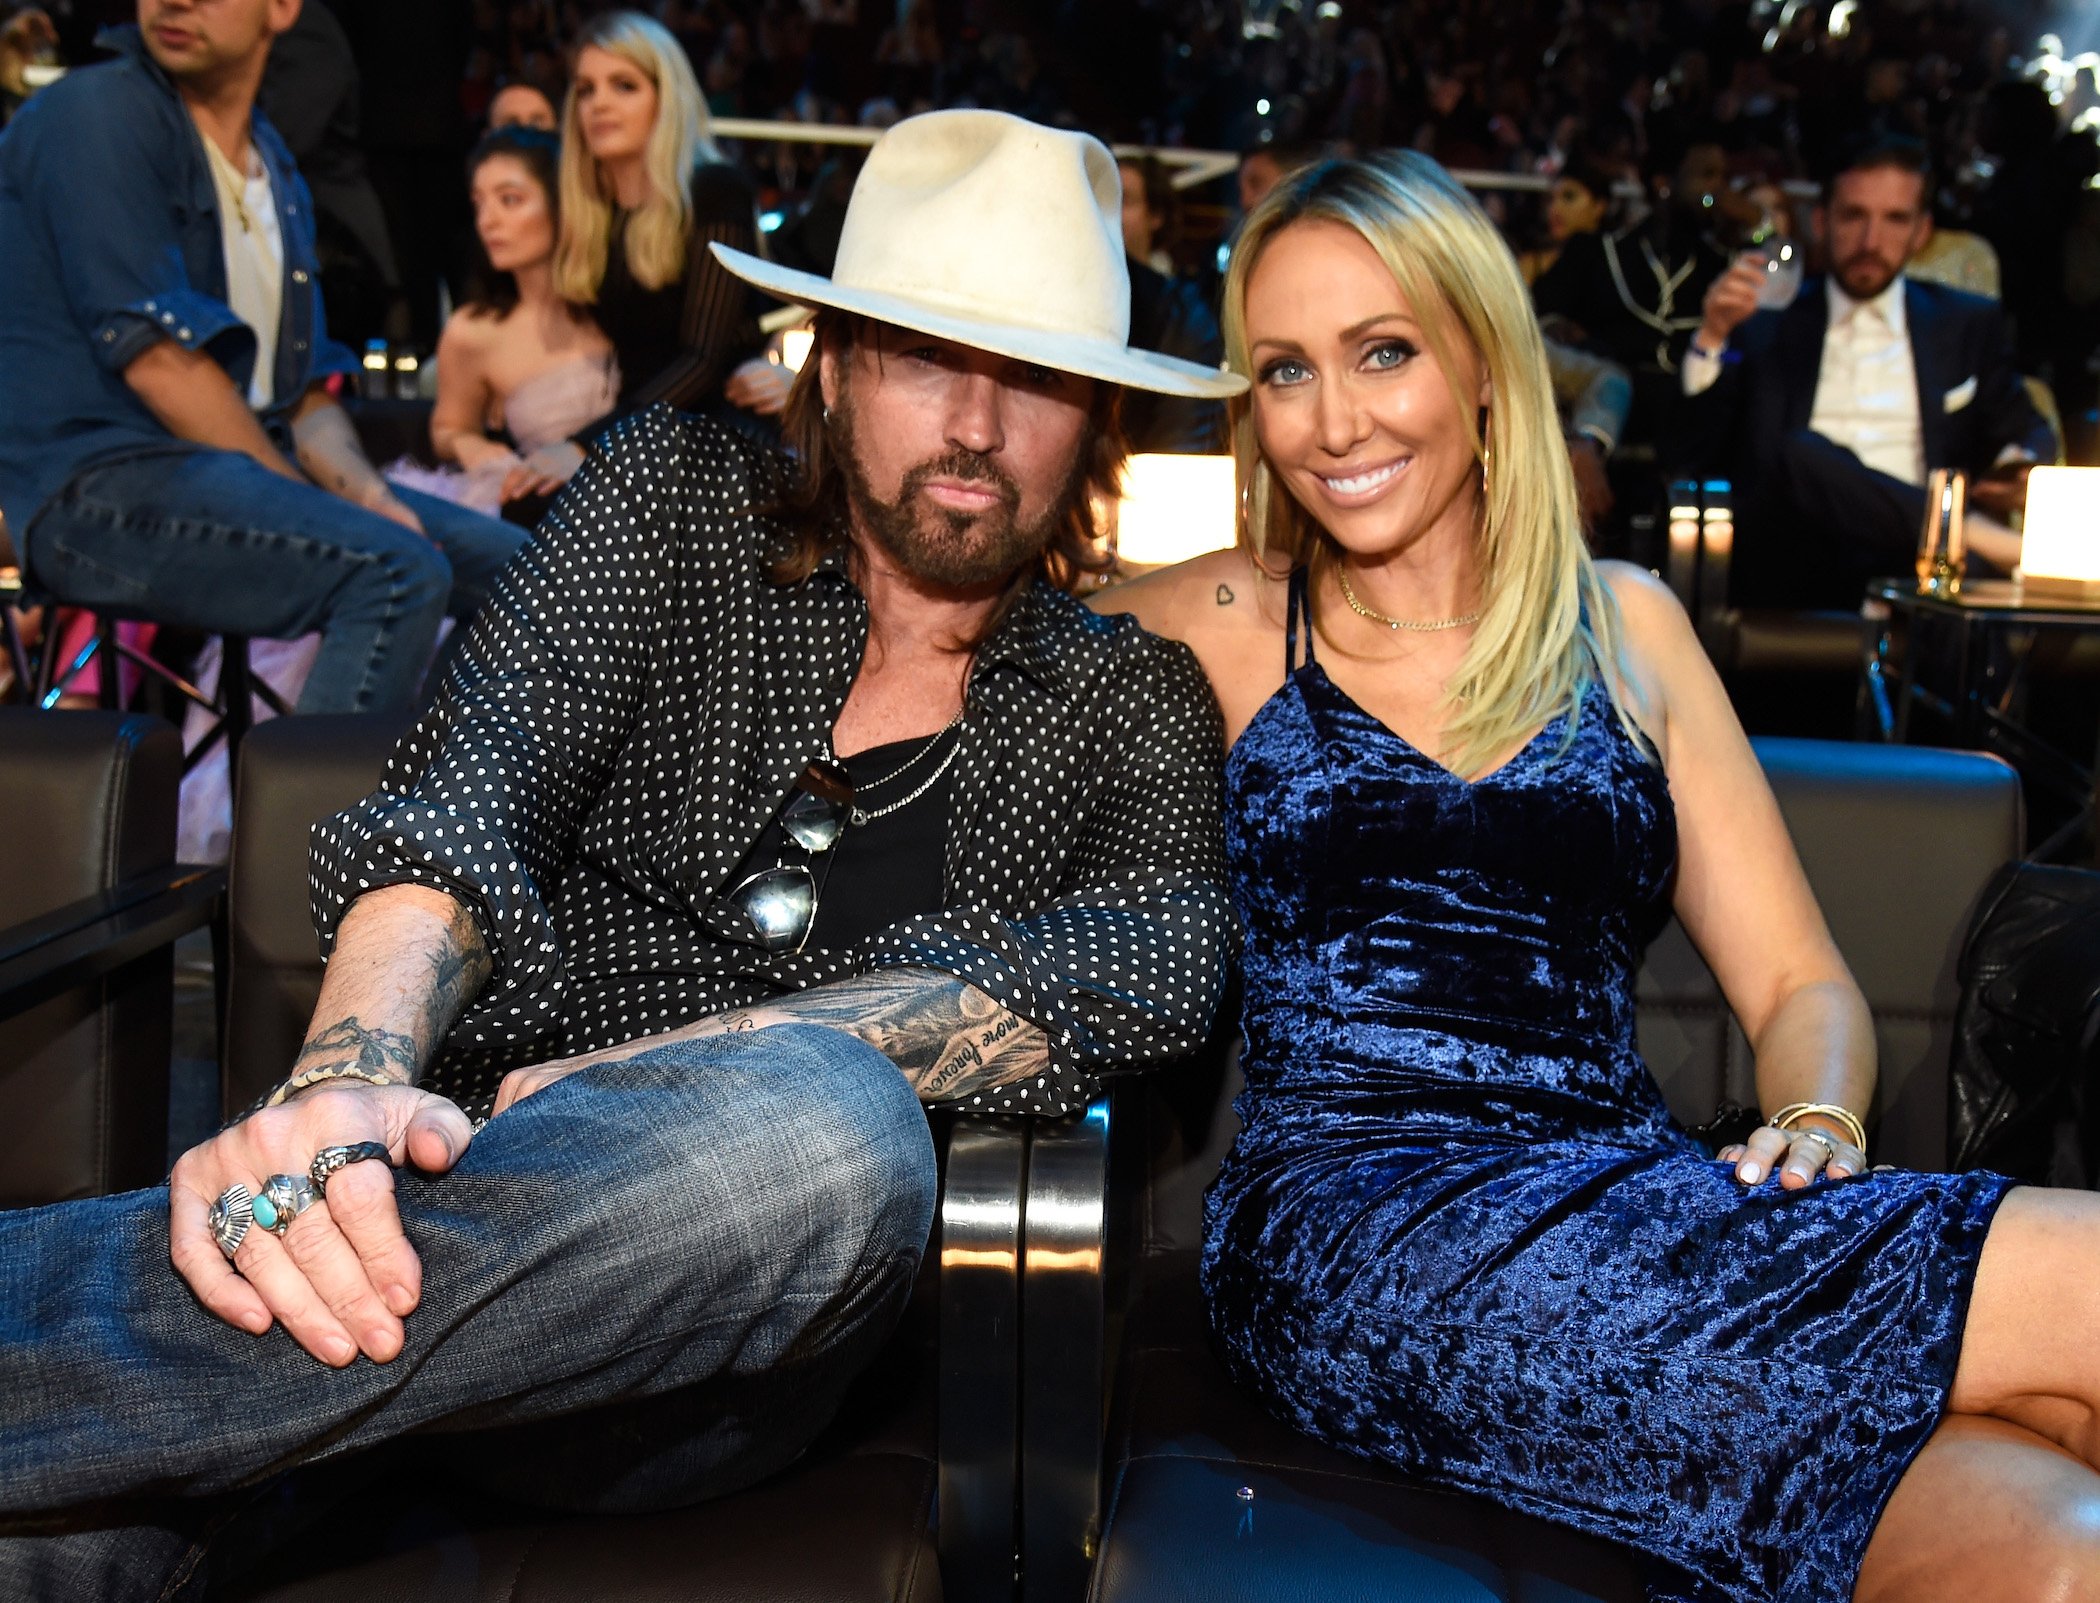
[0,110,1243,1595]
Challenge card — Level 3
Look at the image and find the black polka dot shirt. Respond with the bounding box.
[309,408,1232,1121]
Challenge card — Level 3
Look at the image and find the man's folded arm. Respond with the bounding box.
[308,419,681,1043]
[850,633,1233,1111]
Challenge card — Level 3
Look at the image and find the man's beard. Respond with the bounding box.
[827,394,1085,589]
[1836,252,1903,301]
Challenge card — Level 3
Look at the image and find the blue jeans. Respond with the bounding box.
[20,447,525,715]
[0,1025,938,1600]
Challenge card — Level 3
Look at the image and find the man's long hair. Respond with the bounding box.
[770,312,1124,619]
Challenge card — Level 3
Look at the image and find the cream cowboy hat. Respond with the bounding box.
[712,111,1248,401]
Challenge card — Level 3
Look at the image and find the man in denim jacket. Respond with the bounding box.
[0,0,521,715]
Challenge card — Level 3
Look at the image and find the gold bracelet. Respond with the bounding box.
[264,1063,402,1108]
[1768,1102,1868,1154]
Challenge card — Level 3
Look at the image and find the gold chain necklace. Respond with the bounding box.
[1336,568,1483,632]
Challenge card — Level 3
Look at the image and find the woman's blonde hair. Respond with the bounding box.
[1223,149,1634,779]
[554,10,719,302]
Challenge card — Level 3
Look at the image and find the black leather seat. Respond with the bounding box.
[0,708,184,1205]
[1083,738,2023,1603]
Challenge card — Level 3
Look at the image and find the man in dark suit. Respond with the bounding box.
[1676,135,2055,608]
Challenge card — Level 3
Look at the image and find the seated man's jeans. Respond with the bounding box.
[20,447,526,716]
[0,1025,938,1601]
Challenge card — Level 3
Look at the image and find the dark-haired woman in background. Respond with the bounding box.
[387,126,617,513]
[1519,157,1613,285]
[549,9,781,459]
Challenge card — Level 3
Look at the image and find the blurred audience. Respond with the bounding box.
[0,0,521,720]
[1518,158,1614,286]
[488,74,558,131]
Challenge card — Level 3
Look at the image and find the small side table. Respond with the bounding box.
[1860,577,2100,861]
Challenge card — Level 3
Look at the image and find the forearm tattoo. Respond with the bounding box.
[290,1018,420,1084]
[294,902,493,1090]
[720,969,1050,1104]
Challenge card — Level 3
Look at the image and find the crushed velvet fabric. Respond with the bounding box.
[1202,569,2015,1603]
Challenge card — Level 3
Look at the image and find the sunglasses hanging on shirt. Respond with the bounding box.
[710,713,966,956]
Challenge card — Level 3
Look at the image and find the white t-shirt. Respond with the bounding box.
[199,127,284,410]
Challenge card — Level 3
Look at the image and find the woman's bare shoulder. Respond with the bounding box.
[1088,546,1289,647]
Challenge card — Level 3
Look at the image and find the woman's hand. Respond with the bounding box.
[725,357,793,417]
[450,434,522,474]
[168,1083,476,1366]
[501,440,586,503]
[1718,1123,1866,1189]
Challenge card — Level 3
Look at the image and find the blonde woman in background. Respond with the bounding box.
[542,9,779,478]
[1096,150,2100,1601]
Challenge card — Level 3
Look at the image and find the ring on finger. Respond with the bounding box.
[209,1183,255,1259]
[1792,1129,1837,1169]
[252,1173,320,1235]
[308,1141,392,1196]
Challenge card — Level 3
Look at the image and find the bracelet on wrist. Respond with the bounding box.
[264,1062,403,1108]
[1768,1101,1867,1155]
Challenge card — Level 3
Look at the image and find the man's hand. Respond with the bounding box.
[1696,256,1767,353]
[169,1082,475,1366]
[1967,461,2034,519]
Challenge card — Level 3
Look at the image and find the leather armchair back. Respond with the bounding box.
[221,714,408,1116]
[0,709,181,1204]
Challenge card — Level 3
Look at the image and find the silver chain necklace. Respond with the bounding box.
[1337,568,1483,632]
[833,710,966,825]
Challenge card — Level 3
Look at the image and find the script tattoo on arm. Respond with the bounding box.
[715,968,1049,1103]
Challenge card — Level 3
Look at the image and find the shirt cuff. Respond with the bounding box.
[93,290,252,375]
[1681,344,1724,396]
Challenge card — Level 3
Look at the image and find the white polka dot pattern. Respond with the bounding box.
[308,407,1234,1120]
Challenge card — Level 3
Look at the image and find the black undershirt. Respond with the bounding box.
[731,729,953,955]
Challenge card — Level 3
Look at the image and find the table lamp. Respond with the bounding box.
[1112,454,1236,568]
[2020,466,2100,599]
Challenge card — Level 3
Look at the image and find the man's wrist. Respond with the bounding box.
[267,1061,407,1107]
[1689,329,1730,360]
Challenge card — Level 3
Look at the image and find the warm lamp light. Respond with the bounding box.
[2020,466,2100,599]
[779,328,814,374]
[1113,454,1236,567]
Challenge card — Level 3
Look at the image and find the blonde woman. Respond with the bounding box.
[1096,151,2100,1601]
[547,9,777,466]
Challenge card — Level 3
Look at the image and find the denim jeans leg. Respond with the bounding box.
[386,485,526,623]
[22,449,453,715]
[0,1025,937,1600]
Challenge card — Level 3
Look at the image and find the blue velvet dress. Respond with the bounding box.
[1201,570,2015,1603]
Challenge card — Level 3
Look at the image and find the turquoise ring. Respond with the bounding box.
[253,1173,319,1235]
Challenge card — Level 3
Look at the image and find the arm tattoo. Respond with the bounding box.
[749,969,1050,1104]
[291,1017,421,1083]
[416,912,494,1060]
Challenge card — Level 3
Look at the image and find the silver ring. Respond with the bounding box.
[208,1183,254,1259]
[252,1173,318,1235]
[1792,1129,1837,1166]
[308,1141,392,1196]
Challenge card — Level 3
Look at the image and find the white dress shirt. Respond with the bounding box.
[1681,276,1926,486]
[198,128,285,410]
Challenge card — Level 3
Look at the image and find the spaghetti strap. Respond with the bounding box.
[1284,567,1316,671]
